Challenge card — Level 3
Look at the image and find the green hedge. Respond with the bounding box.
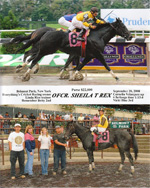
[1,31,26,54]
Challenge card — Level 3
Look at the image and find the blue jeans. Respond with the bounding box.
[24,149,34,175]
[54,149,66,172]
[40,149,49,175]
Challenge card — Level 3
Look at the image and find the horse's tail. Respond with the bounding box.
[8,33,33,44]
[15,34,44,53]
[130,132,138,160]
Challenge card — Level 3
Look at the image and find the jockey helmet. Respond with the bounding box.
[90,7,99,13]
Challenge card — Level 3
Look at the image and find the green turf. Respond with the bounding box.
[46,23,67,29]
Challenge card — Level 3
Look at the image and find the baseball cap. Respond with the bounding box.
[98,108,104,112]
[55,125,61,129]
[14,123,21,127]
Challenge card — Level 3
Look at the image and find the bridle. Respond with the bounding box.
[109,22,127,38]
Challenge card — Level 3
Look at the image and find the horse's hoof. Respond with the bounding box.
[69,78,75,81]
[129,173,133,177]
[33,69,39,74]
[74,73,84,81]
[116,77,121,82]
[61,74,70,79]
[16,65,22,69]
[16,68,22,73]
[22,74,30,82]
[16,65,23,73]
[115,171,120,174]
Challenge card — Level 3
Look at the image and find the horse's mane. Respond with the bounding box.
[73,122,91,133]
[90,22,111,31]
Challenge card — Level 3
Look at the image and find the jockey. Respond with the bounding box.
[68,7,106,41]
[90,108,108,140]
[58,14,76,28]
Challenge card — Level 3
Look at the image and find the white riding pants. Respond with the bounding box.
[58,17,72,28]
[90,126,106,133]
[68,16,89,31]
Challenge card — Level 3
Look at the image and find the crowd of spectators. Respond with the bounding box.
[0,111,149,135]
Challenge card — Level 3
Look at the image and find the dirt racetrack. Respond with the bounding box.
[0,162,150,187]
[0,72,150,85]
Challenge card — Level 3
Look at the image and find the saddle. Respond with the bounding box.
[69,30,90,57]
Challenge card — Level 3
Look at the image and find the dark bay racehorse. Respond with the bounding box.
[9,27,55,75]
[23,18,132,81]
[9,27,79,81]
[65,122,138,176]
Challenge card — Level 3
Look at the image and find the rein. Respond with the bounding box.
[109,23,118,33]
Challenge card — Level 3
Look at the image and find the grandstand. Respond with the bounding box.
[0,104,149,124]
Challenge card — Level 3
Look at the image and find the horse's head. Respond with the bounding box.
[113,18,132,41]
[65,121,76,140]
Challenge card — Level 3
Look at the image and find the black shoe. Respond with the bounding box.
[67,30,71,33]
[77,29,86,41]
[97,134,102,140]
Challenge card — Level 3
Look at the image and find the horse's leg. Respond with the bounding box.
[125,149,135,176]
[95,52,120,81]
[59,55,75,78]
[22,54,43,82]
[33,63,40,74]
[86,149,94,172]
[91,151,95,170]
[116,148,125,174]
[16,51,30,73]
[26,53,39,74]
[71,56,92,80]
[72,56,80,70]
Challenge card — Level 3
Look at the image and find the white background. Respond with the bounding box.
[101,9,150,30]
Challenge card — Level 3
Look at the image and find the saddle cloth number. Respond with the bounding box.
[93,130,109,143]
[69,32,81,47]
[71,33,78,45]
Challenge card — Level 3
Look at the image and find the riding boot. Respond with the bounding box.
[93,129,102,140]
[77,29,86,41]
[67,30,71,33]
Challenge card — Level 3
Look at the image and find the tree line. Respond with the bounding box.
[0,0,149,29]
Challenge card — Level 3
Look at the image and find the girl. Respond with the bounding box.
[38,127,52,175]
[24,125,35,177]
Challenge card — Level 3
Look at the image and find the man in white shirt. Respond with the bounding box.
[64,113,70,121]
[8,123,25,180]
[78,113,84,126]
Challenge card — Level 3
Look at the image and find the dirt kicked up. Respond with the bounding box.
[0,162,150,187]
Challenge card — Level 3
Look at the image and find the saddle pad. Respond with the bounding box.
[93,130,109,143]
[69,30,89,47]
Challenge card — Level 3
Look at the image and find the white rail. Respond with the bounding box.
[0,30,150,38]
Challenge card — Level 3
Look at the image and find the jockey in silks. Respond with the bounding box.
[58,14,77,28]
[90,108,108,140]
[68,7,106,41]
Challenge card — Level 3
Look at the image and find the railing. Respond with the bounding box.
[0,118,95,134]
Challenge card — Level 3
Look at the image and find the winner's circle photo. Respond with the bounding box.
[0,104,150,187]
